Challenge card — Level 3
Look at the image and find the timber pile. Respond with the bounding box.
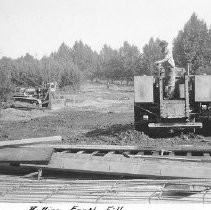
[0,176,210,203]
[18,143,211,179]
[0,136,211,179]
[0,137,211,203]
[0,138,211,179]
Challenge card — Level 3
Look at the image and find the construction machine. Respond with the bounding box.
[134,65,211,133]
[12,82,57,109]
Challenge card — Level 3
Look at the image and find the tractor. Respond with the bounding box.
[134,65,211,134]
[12,82,57,109]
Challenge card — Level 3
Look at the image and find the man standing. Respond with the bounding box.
[155,40,175,99]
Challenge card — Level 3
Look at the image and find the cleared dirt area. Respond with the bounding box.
[0,83,210,147]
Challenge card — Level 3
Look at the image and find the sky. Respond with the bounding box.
[0,0,211,59]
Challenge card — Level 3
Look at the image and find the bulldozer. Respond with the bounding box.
[134,65,211,133]
[12,82,57,109]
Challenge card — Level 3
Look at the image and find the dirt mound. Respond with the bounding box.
[64,122,207,148]
[116,130,206,147]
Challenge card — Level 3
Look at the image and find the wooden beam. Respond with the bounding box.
[21,152,211,179]
[0,147,54,164]
[0,136,62,148]
[23,143,211,152]
[125,154,211,162]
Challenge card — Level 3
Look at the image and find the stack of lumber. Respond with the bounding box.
[0,137,211,203]
[1,138,211,179]
[18,144,211,179]
[0,177,210,203]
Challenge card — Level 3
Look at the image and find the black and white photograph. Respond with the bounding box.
[0,0,211,207]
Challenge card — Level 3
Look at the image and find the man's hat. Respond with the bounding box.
[159,40,168,47]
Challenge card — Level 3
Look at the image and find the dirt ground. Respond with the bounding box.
[0,82,210,147]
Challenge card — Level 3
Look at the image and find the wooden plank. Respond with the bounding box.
[104,151,115,157]
[124,154,211,162]
[0,147,54,164]
[148,122,202,128]
[76,151,85,154]
[21,152,211,179]
[152,151,159,156]
[204,153,210,157]
[0,136,62,148]
[23,143,211,152]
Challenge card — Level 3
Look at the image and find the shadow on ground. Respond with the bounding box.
[85,123,204,139]
[85,124,134,137]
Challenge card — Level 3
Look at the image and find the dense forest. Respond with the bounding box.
[1,13,211,103]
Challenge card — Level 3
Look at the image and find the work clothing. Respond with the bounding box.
[161,48,175,68]
[157,47,176,99]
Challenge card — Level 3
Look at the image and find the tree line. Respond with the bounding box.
[1,13,211,103]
